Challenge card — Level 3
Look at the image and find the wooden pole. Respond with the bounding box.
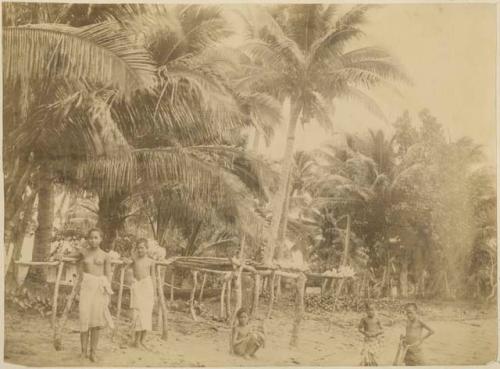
[116,266,126,321]
[155,264,162,332]
[229,235,246,354]
[198,273,207,302]
[54,271,81,351]
[226,273,232,318]
[276,275,282,299]
[190,271,199,321]
[290,272,306,347]
[220,279,227,319]
[51,262,64,329]
[155,265,169,340]
[266,271,276,319]
[170,269,175,303]
[251,273,261,317]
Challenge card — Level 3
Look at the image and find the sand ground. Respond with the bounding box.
[4,300,497,367]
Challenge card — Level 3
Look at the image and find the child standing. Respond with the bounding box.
[63,228,114,362]
[128,239,155,349]
[400,303,434,366]
[231,308,265,359]
[358,302,383,366]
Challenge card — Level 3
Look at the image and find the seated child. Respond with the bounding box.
[231,308,265,359]
[401,302,434,366]
[126,239,155,349]
[358,302,383,366]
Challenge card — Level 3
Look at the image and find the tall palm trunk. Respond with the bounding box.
[276,170,293,260]
[5,193,37,279]
[98,193,128,251]
[265,101,301,265]
[399,247,409,298]
[28,163,54,282]
[252,129,261,152]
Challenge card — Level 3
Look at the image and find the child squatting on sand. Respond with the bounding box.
[231,308,265,359]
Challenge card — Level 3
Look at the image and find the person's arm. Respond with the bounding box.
[232,327,246,345]
[419,320,434,342]
[376,319,384,337]
[150,260,158,300]
[104,253,112,283]
[358,318,367,336]
[56,246,82,260]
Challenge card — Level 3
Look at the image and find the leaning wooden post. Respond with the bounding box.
[155,264,169,341]
[276,275,282,299]
[335,214,351,299]
[220,278,227,319]
[266,271,276,319]
[116,266,126,322]
[51,261,65,329]
[226,273,233,318]
[54,270,81,351]
[190,271,199,321]
[290,272,307,347]
[229,234,246,354]
[251,273,261,316]
[198,273,207,302]
[170,268,175,303]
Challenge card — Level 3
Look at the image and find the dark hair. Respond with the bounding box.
[236,308,248,318]
[87,228,102,239]
[136,238,148,248]
[405,302,418,311]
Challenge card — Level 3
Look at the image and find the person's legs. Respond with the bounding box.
[140,331,147,348]
[247,334,262,357]
[80,331,89,358]
[133,331,141,347]
[89,327,100,362]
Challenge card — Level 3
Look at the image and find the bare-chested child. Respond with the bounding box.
[400,303,434,366]
[61,228,114,362]
[231,308,265,359]
[358,302,383,366]
[125,239,155,349]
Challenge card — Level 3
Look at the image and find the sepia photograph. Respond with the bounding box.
[2,2,498,367]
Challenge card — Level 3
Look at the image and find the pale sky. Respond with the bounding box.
[258,4,497,163]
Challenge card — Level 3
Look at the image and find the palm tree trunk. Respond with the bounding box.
[276,171,293,261]
[400,248,409,298]
[265,101,301,265]
[6,194,37,280]
[28,163,54,282]
[183,221,203,257]
[252,129,261,152]
[97,194,127,251]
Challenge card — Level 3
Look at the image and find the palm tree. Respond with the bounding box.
[237,4,410,264]
[4,4,280,262]
[3,11,157,268]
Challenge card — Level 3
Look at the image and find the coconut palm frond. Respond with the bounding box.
[301,91,335,130]
[76,145,272,203]
[342,86,388,123]
[309,26,364,67]
[243,92,282,144]
[4,22,157,96]
[341,59,412,85]
[325,66,402,93]
[335,4,378,29]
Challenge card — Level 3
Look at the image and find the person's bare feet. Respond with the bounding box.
[243,354,251,360]
[89,352,98,362]
[140,342,149,350]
